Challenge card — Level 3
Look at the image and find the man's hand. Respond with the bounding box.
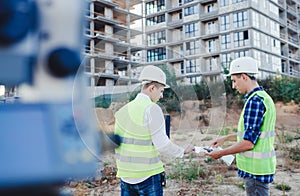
[209,134,237,148]
[205,148,223,160]
[209,137,226,148]
[184,144,195,154]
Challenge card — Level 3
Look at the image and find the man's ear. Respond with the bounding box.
[241,73,248,80]
[147,84,154,92]
[148,84,155,92]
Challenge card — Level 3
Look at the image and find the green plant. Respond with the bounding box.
[196,115,209,126]
[159,91,181,113]
[276,126,290,150]
[262,77,300,104]
[129,89,139,101]
[193,81,210,101]
[284,134,294,143]
[237,182,245,190]
[160,64,177,87]
[226,76,300,106]
[201,136,213,141]
[215,174,224,184]
[159,76,300,112]
[219,128,230,136]
[204,157,216,164]
[95,95,111,108]
[169,159,206,182]
[289,145,300,161]
[102,161,112,167]
[275,184,291,191]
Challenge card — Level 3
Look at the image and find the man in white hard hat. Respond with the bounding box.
[206,57,276,196]
[114,65,194,195]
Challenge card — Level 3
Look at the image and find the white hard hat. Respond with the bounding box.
[139,65,169,88]
[228,57,258,76]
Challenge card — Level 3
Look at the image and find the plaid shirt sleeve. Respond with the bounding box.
[243,95,265,145]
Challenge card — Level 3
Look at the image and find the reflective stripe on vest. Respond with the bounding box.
[115,153,160,164]
[121,136,153,146]
[239,150,276,159]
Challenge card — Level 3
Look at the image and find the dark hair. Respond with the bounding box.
[247,74,256,80]
[233,73,256,80]
[143,81,164,89]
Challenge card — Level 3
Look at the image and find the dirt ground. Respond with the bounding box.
[64,101,300,196]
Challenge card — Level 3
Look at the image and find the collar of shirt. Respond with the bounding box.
[136,93,151,101]
[244,86,264,101]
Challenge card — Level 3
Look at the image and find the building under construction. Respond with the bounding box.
[85,0,300,88]
[84,0,144,88]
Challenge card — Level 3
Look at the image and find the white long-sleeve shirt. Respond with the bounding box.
[121,93,184,184]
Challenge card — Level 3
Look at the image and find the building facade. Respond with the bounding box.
[144,0,300,83]
[85,0,300,87]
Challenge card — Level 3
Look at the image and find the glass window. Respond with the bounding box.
[207,3,215,13]
[219,0,229,7]
[271,38,280,55]
[208,57,218,71]
[262,0,267,9]
[147,31,166,46]
[220,15,230,31]
[234,31,249,47]
[221,34,231,50]
[208,21,216,34]
[252,11,259,28]
[270,20,279,37]
[221,53,231,69]
[180,62,184,74]
[184,5,196,16]
[270,3,278,15]
[208,39,217,53]
[146,14,165,26]
[233,11,248,28]
[234,50,249,58]
[233,0,246,3]
[184,0,194,3]
[186,40,199,55]
[185,22,198,38]
[261,15,267,28]
[188,76,199,83]
[147,48,166,62]
[262,34,269,48]
[186,59,196,73]
[253,50,261,67]
[146,0,165,15]
[271,56,280,71]
[253,31,260,48]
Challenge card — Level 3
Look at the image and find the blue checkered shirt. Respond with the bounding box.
[237,86,274,183]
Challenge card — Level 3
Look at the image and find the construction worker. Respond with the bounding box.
[206,57,276,196]
[114,65,194,196]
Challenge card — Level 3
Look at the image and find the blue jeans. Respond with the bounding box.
[244,177,270,196]
[120,173,163,196]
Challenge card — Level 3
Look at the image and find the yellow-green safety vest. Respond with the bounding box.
[114,97,164,178]
[236,90,276,175]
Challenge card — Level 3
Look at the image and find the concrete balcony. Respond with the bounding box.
[288,36,299,46]
[286,5,297,15]
[168,19,184,28]
[199,10,218,22]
